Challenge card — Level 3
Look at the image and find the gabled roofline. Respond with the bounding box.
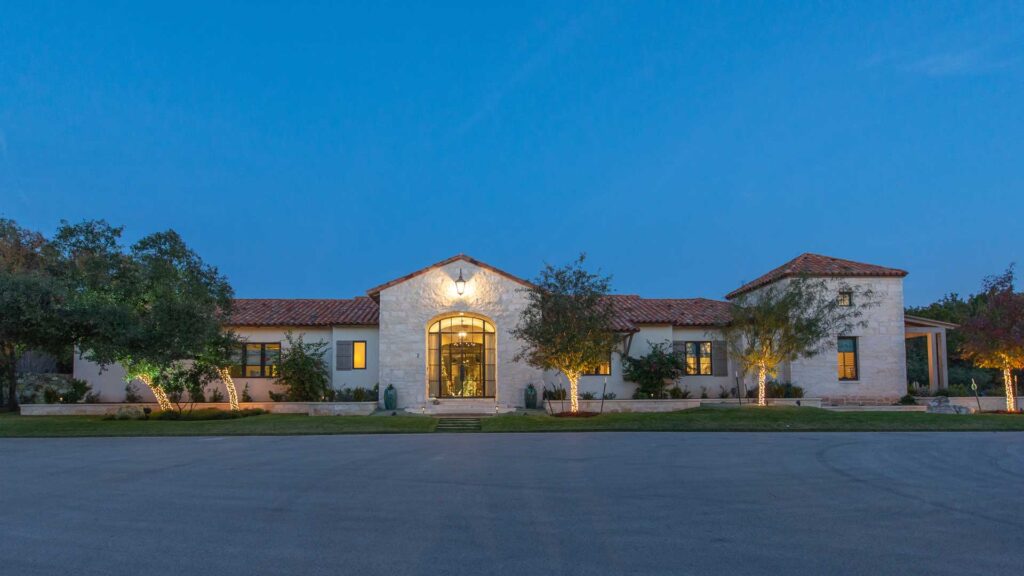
[726,253,908,300]
[366,253,533,299]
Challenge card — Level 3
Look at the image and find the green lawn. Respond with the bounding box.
[2,407,1024,437]
[0,412,436,437]
[481,406,1024,432]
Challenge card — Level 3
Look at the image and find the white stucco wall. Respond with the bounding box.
[72,325,379,402]
[543,325,736,400]
[738,277,907,402]
[376,258,545,410]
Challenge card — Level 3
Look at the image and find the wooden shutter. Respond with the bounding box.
[336,341,353,371]
[712,341,728,376]
[672,341,685,359]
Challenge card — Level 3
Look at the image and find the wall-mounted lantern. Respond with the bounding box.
[454,268,466,296]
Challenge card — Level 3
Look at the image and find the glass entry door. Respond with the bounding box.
[428,316,496,398]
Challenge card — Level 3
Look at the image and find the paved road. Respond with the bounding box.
[2,432,1022,575]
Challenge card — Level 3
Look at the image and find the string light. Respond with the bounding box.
[219,368,241,411]
[137,373,172,411]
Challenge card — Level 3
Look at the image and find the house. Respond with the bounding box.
[74,253,949,411]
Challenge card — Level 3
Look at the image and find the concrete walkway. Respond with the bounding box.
[1,432,1022,575]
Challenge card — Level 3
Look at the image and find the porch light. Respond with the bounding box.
[455,268,466,295]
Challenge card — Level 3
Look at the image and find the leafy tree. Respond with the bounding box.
[960,266,1024,412]
[83,231,234,410]
[0,219,66,410]
[622,341,686,398]
[273,332,331,401]
[724,277,872,406]
[512,255,620,413]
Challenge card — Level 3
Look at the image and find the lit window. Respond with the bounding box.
[837,337,858,380]
[583,357,612,376]
[230,342,280,378]
[353,341,366,370]
[838,291,852,307]
[684,342,713,376]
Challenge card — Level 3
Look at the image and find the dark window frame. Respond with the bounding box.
[682,341,714,376]
[230,342,280,379]
[838,291,853,307]
[837,336,859,381]
[352,340,367,370]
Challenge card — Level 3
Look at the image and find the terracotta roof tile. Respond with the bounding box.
[610,295,732,331]
[726,253,907,299]
[230,297,379,326]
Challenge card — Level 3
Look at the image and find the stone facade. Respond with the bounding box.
[376,259,545,411]
[71,254,915,409]
[740,277,907,403]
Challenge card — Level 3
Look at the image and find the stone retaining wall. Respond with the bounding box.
[542,397,821,414]
[19,402,378,417]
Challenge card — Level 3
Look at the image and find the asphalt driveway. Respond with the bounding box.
[1,432,1021,575]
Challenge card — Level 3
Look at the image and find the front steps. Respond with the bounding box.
[435,417,483,432]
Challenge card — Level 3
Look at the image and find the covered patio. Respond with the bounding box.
[904,315,958,393]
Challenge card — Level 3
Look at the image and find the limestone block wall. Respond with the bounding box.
[376,258,545,410]
[739,277,907,402]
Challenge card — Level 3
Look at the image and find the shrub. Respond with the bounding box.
[580,391,597,400]
[334,385,379,402]
[898,394,917,405]
[622,342,686,398]
[543,386,567,400]
[274,332,331,401]
[208,388,225,403]
[699,386,709,399]
[718,386,731,399]
[124,382,143,403]
[602,392,616,400]
[241,383,253,402]
[17,374,94,404]
[155,408,267,421]
[669,386,691,399]
[747,381,804,399]
[766,381,804,398]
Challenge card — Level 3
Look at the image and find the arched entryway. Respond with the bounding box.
[427,315,496,398]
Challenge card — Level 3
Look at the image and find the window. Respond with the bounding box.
[229,342,280,378]
[837,337,858,380]
[352,341,366,370]
[683,341,713,376]
[583,355,612,376]
[336,340,367,371]
[838,291,852,307]
[427,316,496,398]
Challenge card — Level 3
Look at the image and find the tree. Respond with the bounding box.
[622,342,686,398]
[83,230,234,411]
[512,255,620,413]
[724,277,872,406]
[273,332,330,401]
[960,266,1024,412]
[0,219,65,410]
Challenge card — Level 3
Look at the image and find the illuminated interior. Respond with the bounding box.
[427,315,496,398]
[837,337,858,380]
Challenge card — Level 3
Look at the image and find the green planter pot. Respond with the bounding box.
[383,385,397,410]
[524,384,538,409]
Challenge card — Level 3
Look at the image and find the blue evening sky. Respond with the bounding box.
[1,2,1021,305]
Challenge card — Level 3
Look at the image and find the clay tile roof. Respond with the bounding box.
[365,254,532,299]
[725,253,908,300]
[609,295,733,331]
[229,297,379,327]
